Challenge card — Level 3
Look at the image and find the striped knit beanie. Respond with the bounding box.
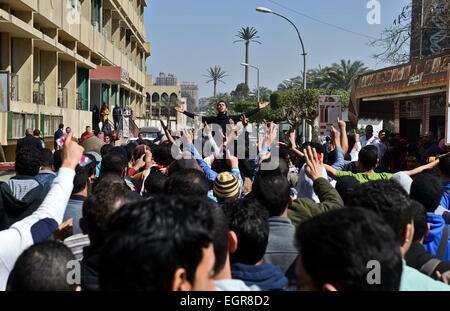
[213,172,240,199]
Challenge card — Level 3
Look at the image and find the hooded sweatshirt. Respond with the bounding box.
[0,176,50,230]
[230,262,288,291]
[423,214,450,261]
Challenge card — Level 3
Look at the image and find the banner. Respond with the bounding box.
[319,95,342,137]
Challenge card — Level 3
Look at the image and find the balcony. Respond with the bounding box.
[10,73,19,101]
[33,82,45,105]
[58,88,68,108]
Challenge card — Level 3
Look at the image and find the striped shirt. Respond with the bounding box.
[64,234,91,261]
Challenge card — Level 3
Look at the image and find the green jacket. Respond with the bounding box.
[288,177,344,228]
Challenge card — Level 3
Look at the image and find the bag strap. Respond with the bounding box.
[420,258,442,276]
[436,225,449,260]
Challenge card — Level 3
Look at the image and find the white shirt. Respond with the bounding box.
[0,168,75,290]
[360,135,385,157]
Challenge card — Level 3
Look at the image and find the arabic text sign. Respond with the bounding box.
[319,95,342,137]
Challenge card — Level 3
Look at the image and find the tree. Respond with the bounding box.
[161,96,178,129]
[249,86,272,102]
[233,100,283,125]
[205,66,228,97]
[369,2,450,65]
[203,92,233,115]
[326,60,369,91]
[233,27,261,87]
[230,83,250,102]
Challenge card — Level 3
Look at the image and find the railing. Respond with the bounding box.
[10,73,19,101]
[33,82,45,105]
[58,87,68,108]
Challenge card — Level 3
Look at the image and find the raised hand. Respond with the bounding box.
[337,117,346,130]
[174,106,185,113]
[61,130,84,170]
[353,129,360,142]
[304,146,324,181]
[160,118,168,131]
[259,102,270,109]
[289,130,297,150]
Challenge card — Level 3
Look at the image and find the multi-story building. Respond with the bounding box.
[180,82,198,108]
[144,74,184,129]
[0,0,150,161]
[155,72,177,86]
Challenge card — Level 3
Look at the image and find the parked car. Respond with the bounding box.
[127,126,162,143]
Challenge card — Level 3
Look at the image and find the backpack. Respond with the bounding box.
[420,225,449,276]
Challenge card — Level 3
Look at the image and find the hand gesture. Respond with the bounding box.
[240,115,249,128]
[289,130,297,150]
[353,129,360,142]
[204,122,212,136]
[144,149,153,169]
[174,106,185,113]
[337,117,346,130]
[133,153,146,170]
[53,218,73,241]
[160,119,168,131]
[61,130,84,170]
[259,102,270,109]
[330,125,341,147]
[182,128,194,145]
[304,146,324,181]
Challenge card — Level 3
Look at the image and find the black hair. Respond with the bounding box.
[100,144,114,158]
[410,172,444,213]
[39,148,53,168]
[348,180,412,243]
[296,207,402,291]
[438,153,450,177]
[277,157,289,177]
[358,145,379,170]
[59,124,64,129]
[53,150,63,172]
[125,142,137,162]
[410,200,428,242]
[72,165,90,194]
[83,180,133,245]
[153,143,174,166]
[165,168,209,197]
[100,151,127,177]
[99,195,213,291]
[223,199,269,265]
[335,176,360,205]
[251,169,290,217]
[144,167,168,197]
[84,153,98,177]
[210,201,229,275]
[15,147,41,176]
[33,129,40,136]
[7,241,77,291]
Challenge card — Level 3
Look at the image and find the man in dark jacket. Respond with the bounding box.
[0,147,50,230]
[54,123,64,150]
[175,101,269,134]
[16,129,43,154]
[92,105,100,133]
[223,199,288,291]
[112,104,123,131]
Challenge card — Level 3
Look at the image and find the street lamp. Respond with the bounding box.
[256,6,308,140]
[241,63,260,103]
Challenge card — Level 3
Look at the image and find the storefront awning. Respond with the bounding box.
[89,66,129,85]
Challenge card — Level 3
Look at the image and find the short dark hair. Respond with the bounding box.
[7,241,77,291]
[39,148,53,168]
[99,195,213,291]
[15,147,41,176]
[153,143,174,166]
[83,179,133,245]
[100,151,127,177]
[53,150,63,172]
[100,144,114,158]
[165,168,209,197]
[438,153,450,177]
[125,142,137,162]
[72,165,90,194]
[410,172,444,213]
[33,129,40,136]
[348,180,412,243]
[411,200,428,242]
[296,207,402,291]
[209,202,230,276]
[335,176,360,205]
[59,124,64,129]
[144,167,168,196]
[251,169,290,217]
[358,145,379,170]
[223,199,269,265]
[84,153,98,177]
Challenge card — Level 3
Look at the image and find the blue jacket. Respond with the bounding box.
[440,181,450,210]
[423,214,450,261]
[230,262,288,291]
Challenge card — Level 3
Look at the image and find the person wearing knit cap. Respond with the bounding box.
[213,172,240,204]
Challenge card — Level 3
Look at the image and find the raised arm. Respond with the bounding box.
[337,118,349,155]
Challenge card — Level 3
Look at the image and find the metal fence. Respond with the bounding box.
[58,88,68,108]
[33,82,45,105]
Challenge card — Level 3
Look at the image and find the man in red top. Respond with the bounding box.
[79,126,93,142]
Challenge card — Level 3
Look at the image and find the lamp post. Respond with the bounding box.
[256,6,308,141]
[241,63,260,103]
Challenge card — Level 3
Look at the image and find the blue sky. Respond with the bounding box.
[144,0,410,99]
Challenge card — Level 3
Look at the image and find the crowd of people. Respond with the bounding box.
[1,99,450,291]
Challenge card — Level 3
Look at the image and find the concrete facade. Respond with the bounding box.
[0,0,150,161]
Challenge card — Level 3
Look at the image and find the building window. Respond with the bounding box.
[9,113,39,139]
[91,0,101,32]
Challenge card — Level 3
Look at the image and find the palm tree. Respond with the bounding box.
[204,66,228,97]
[326,60,369,91]
[234,27,261,87]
